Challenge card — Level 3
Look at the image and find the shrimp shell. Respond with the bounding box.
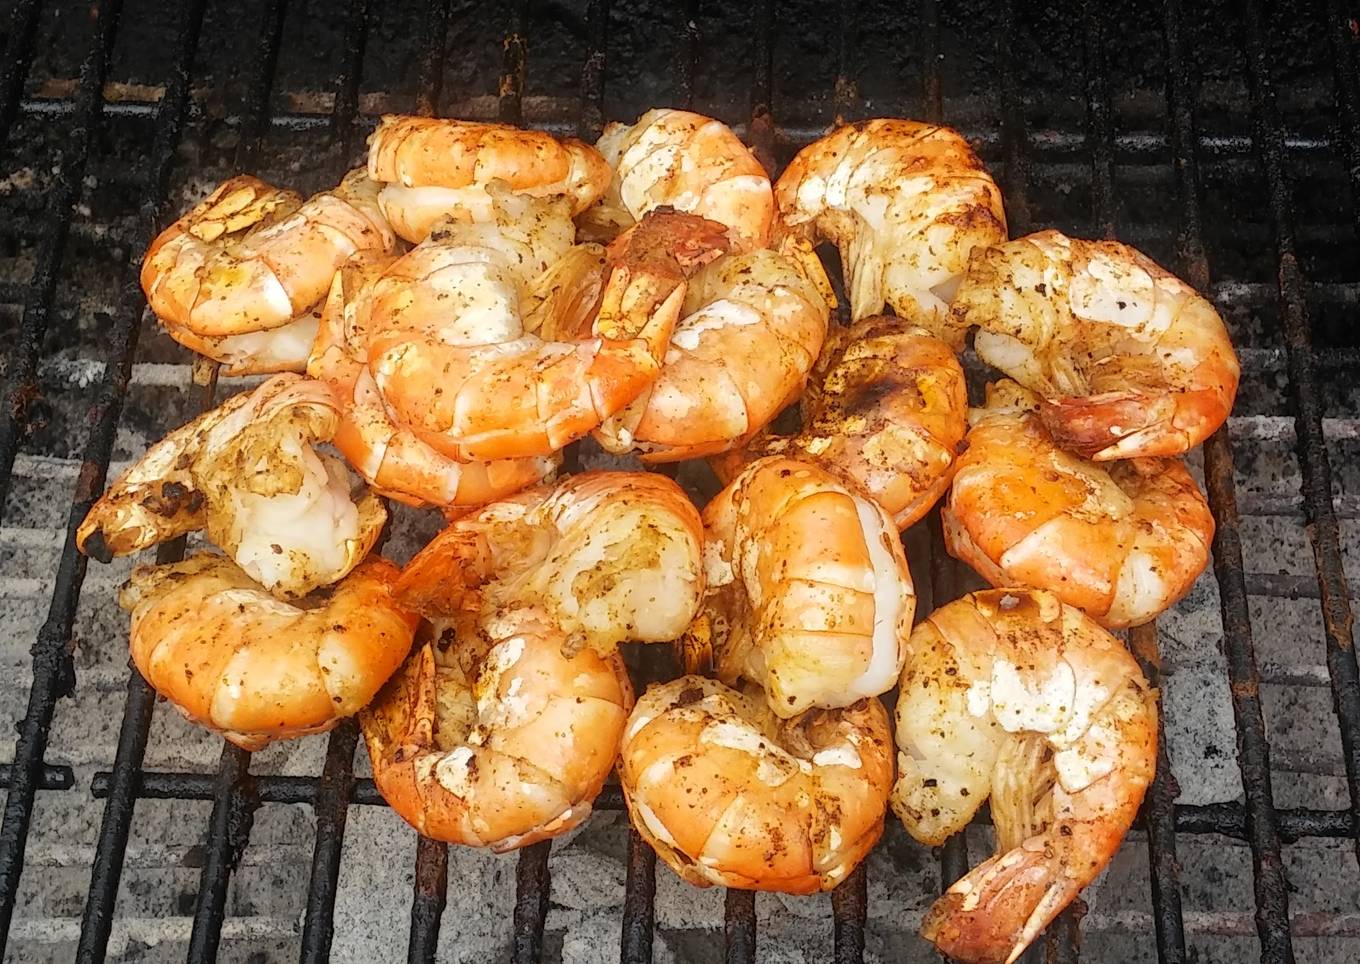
[943,380,1213,628]
[366,115,611,242]
[696,456,915,717]
[142,169,394,339]
[581,108,775,252]
[618,676,893,893]
[893,589,1156,964]
[122,553,419,751]
[394,471,705,655]
[308,252,558,509]
[775,119,1006,339]
[593,244,831,462]
[362,609,633,850]
[77,373,386,598]
[952,230,1240,459]
[714,316,968,530]
[366,193,730,461]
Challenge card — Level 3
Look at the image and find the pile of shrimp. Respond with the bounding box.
[78,105,1239,958]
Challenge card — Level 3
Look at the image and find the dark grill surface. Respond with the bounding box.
[1,0,1359,962]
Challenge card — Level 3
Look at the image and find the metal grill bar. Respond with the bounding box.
[184,0,376,955]
[834,0,856,121]
[831,863,867,964]
[186,742,257,960]
[724,889,756,964]
[14,91,1359,160]
[1081,0,1117,236]
[234,0,289,175]
[403,9,456,959]
[1242,0,1360,870]
[298,719,360,964]
[74,4,281,957]
[0,0,124,521]
[0,0,145,954]
[996,0,1031,235]
[513,842,552,964]
[499,0,529,125]
[408,836,448,962]
[415,0,452,118]
[0,764,73,791]
[676,0,700,110]
[918,0,942,120]
[1327,0,1360,242]
[621,829,657,964]
[1130,623,1188,964]
[1076,14,1189,961]
[1162,4,1295,960]
[330,0,371,153]
[580,0,608,142]
[85,767,1359,839]
[0,0,44,144]
[746,0,775,169]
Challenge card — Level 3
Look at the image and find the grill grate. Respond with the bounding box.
[1,1,1358,962]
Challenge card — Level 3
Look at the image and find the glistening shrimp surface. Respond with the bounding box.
[72,106,1236,935]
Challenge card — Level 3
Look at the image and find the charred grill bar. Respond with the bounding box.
[0,1,1357,962]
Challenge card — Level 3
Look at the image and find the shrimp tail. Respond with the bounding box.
[79,480,207,562]
[922,843,1072,964]
[1038,391,1183,460]
[391,525,494,619]
[601,208,731,348]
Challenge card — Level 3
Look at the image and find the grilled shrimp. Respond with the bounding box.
[366,189,729,461]
[592,245,831,462]
[395,471,704,655]
[892,589,1157,964]
[122,553,419,751]
[714,316,968,530]
[142,170,394,342]
[362,607,633,849]
[952,230,1239,459]
[308,252,557,509]
[618,676,893,893]
[943,380,1212,628]
[775,120,1006,339]
[77,374,385,598]
[159,313,324,376]
[580,108,775,252]
[695,456,915,717]
[366,115,611,242]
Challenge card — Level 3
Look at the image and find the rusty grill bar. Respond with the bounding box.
[0,1,1357,962]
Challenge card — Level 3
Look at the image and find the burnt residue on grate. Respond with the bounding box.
[2,1,1360,963]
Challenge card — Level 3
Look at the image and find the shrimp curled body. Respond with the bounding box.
[943,381,1213,628]
[361,609,634,850]
[695,457,915,718]
[77,373,386,598]
[308,252,558,509]
[582,108,775,252]
[714,316,967,530]
[619,676,893,893]
[122,553,419,751]
[594,246,831,462]
[394,471,705,655]
[775,120,1006,339]
[365,191,729,461]
[142,171,394,358]
[892,589,1157,964]
[951,230,1240,459]
[366,116,611,242]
